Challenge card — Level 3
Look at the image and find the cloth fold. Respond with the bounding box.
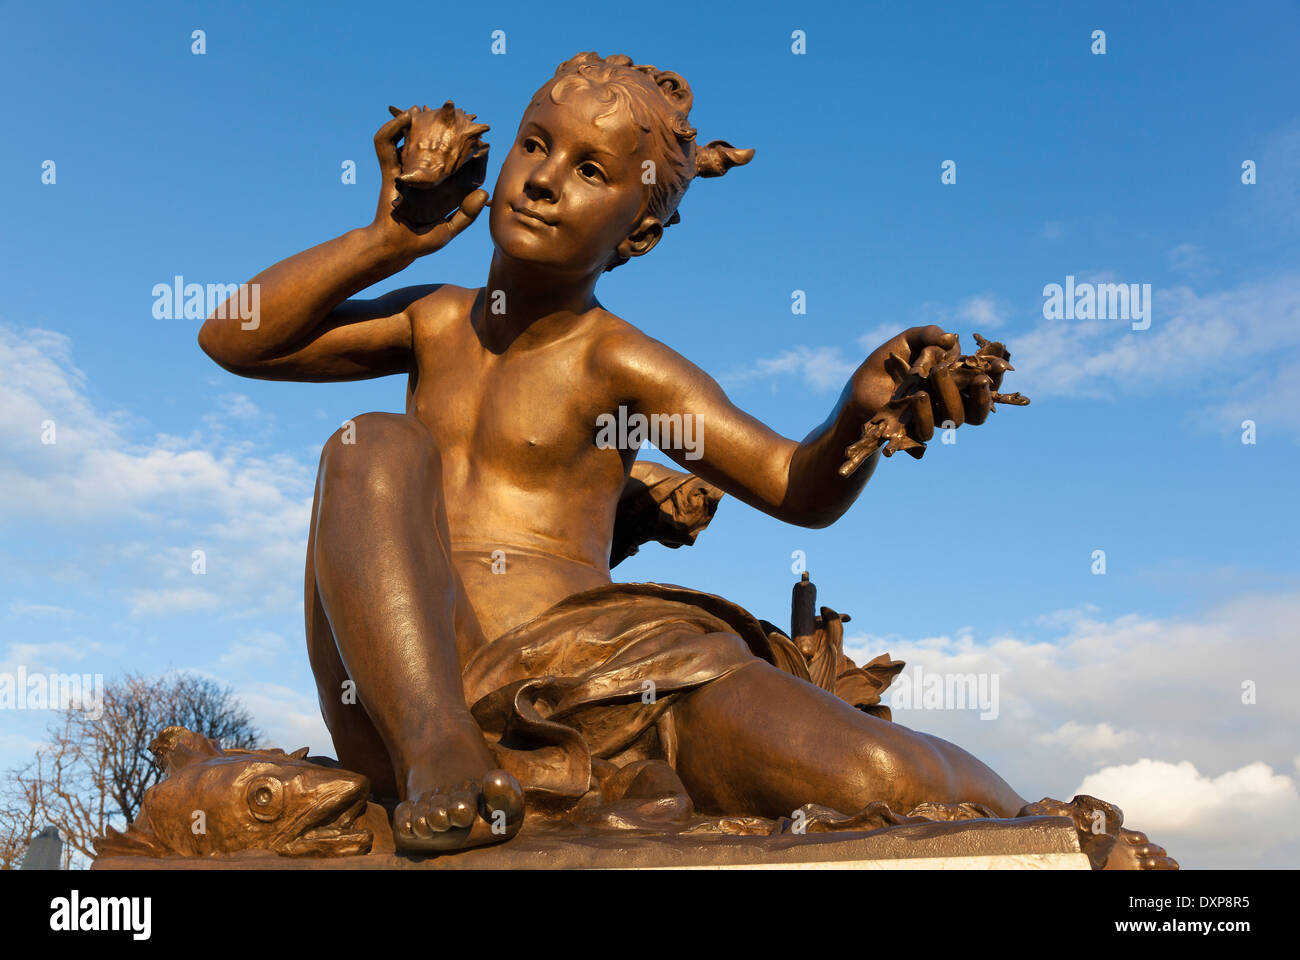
[464,582,774,807]
[463,580,903,827]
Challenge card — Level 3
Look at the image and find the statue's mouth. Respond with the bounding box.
[509,202,557,226]
[279,779,373,857]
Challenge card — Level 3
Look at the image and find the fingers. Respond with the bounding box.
[962,374,994,425]
[929,363,965,427]
[374,108,413,178]
[903,325,959,357]
[418,189,489,252]
[904,390,934,442]
[909,344,949,379]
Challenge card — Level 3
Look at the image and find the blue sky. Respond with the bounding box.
[2,0,1299,867]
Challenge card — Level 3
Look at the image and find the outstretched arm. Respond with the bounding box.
[198,107,488,381]
[611,325,974,528]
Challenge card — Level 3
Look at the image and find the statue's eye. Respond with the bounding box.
[579,162,604,182]
[523,138,544,155]
[246,775,284,822]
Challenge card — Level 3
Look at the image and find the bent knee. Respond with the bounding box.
[319,412,441,489]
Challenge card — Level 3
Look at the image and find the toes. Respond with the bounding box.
[481,769,525,827]
[424,794,452,832]
[392,772,525,853]
[447,790,477,828]
[394,801,419,840]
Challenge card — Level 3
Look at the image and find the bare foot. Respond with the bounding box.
[392,731,525,854]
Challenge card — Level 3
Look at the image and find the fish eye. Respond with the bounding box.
[246,775,285,822]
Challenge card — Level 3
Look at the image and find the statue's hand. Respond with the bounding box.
[369,106,488,258]
[849,325,962,422]
[841,326,1024,475]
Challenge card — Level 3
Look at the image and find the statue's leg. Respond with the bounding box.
[305,412,520,851]
[305,498,396,796]
[670,659,1027,819]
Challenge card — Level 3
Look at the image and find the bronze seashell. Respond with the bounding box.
[390,101,490,226]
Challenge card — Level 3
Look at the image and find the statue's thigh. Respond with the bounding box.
[669,660,950,816]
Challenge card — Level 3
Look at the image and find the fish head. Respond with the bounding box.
[145,755,372,857]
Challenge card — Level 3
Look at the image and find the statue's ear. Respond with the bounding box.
[616,216,663,261]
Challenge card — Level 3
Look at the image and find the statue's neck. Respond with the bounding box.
[480,251,601,350]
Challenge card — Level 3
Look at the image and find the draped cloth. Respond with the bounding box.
[462,581,905,833]
[463,582,772,810]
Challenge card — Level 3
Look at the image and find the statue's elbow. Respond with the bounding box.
[197,321,254,376]
[780,500,847,529]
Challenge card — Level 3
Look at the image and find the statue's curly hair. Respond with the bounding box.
[531,52,754,271]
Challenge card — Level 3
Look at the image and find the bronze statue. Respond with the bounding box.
[193,51,1175,869]
[94,727,375,859]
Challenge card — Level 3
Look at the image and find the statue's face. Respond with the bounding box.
[489,84,652,274]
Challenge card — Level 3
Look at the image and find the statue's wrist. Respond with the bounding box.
[357,223,417,271]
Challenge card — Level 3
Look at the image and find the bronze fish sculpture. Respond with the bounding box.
[93,726,373,859]
[390,101,489,226]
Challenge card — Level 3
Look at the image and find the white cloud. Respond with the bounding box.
[722,344,856,392]
[844,589,1300,867]
[1035,720,1136,755]
[219,629,289,668]
[858,296,1007,359]
[1167,243,1212,277]
[1195,358,1300,444]
[0,639,105,680]
[215,393,261,419]
[951,293,1006,331]
[1074,759,1300,868]
[237,681,332,754]
[128,587,222,617]
[6,601,75,618]
[1010,273,1300,418]
[0,323,314,618]
[857,323,902,355]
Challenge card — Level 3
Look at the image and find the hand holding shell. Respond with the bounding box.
[388,102,490,227]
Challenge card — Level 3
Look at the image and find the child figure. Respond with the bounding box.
[200,53,1173,868]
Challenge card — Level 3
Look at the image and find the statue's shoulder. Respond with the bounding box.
[585,307,685,375]
[408,283,481,344]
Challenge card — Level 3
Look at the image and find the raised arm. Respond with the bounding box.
[198,107,488,381]
[609,324,975,528]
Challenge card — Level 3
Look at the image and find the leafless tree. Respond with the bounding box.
[0,672,260,868]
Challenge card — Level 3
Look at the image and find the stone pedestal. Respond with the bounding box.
[92,815,1089,870]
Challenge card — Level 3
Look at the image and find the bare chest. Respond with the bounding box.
[407,322,615,477]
